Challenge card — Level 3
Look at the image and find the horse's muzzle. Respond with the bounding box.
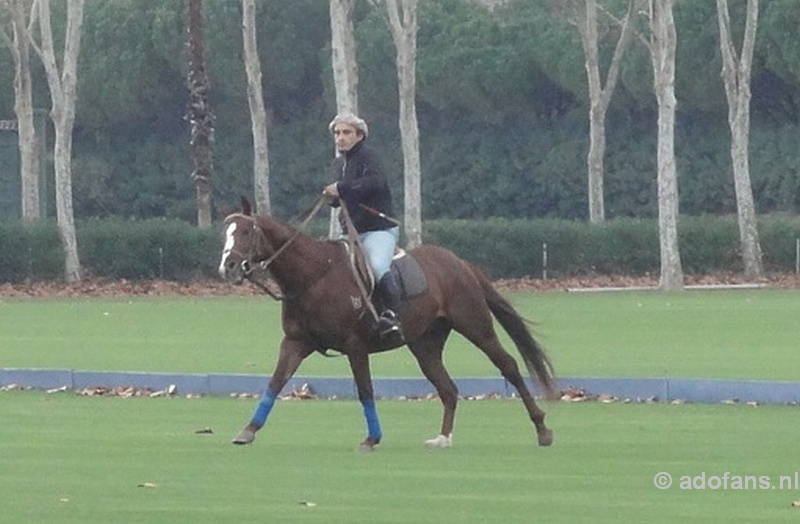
[219,255,245,285]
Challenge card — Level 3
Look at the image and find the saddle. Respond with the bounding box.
[338,241,428,306]
[388,250,428,299]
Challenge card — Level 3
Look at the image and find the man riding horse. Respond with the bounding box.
[218,113,555,450]
[322,112,402,339]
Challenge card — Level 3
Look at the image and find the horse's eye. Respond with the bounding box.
[242,229,251,237]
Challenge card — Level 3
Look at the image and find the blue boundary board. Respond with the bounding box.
[2,368,800,404]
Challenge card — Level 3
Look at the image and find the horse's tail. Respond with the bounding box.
[468,263,557,398]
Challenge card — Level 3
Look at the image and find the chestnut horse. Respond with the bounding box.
[218,198,556,450]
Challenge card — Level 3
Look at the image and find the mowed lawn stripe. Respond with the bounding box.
[1,392,797,523]
[2,289,800,380]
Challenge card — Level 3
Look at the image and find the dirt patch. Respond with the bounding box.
[0,279,261,298]
[496,273,800,292]
[1,273,799,298]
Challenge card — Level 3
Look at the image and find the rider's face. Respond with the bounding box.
[333,123,363,152]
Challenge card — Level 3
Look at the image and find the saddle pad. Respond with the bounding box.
[390,252,428,299]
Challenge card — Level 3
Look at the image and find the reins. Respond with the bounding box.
[339,201,380,324]
[242,195,328,300]
[240,195,380,326]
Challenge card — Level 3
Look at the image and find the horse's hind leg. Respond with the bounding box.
[455,318,553,447]
[485,342,552,446]
[504,369,552,446]
[407,320,457,448]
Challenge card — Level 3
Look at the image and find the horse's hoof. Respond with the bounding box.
[537,428,554,447]
[232,428,256,445]
[358,437,380,452]
[424,434,452,449]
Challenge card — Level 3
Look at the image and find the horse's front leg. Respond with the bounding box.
[347,352,383,452]
[232,337,313,445]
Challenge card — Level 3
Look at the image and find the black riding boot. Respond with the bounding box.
[376,272,403,338]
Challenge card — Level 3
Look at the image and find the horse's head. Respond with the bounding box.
[218,197,261,285]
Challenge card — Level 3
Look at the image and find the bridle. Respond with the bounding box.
[225,195,379,325]
[232,196,328,301]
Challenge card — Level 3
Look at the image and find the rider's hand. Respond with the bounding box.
[322,183,339,198]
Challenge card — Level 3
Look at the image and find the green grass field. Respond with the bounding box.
[2,289,800,380]
[3,289,800,523]
[2,392,798,523]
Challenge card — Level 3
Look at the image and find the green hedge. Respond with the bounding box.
[0,218,221,283]
[2,215,800,283]
[425,217,661,278]
[424,215,800,278]
[0,220,63,282]
[77,218,221,281]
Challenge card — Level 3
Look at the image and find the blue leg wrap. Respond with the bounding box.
[251,390,276,427]
[362,399,382,441]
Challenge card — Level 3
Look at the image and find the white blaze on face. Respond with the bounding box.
[218,222,237,278]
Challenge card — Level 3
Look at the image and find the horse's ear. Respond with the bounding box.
[240,196,253,216]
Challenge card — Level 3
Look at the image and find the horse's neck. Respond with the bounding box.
[256,216,294,251]
[257,217,332,295]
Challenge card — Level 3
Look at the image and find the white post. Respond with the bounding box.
[796,238,799,274]
[542,242,548,281]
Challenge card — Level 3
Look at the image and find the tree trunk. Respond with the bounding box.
[242,0,270,216]
[717,0,763,277]
[33,0,84,282]
[587,102,606,222]
[2,0,40,221]
[648,0,683,290]
[53,114,80,282]
[329,0,358,239]
[576,0,635,224]
[186,0,214,228]
[385,0,422,248]
[330,0,359,115]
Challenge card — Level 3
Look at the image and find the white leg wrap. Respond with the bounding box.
[424,434,452,449]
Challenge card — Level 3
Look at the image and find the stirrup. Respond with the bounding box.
[381,310,398,321]
[377,311,401,338]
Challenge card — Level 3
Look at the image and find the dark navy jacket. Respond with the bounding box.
[331,140,395,233]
